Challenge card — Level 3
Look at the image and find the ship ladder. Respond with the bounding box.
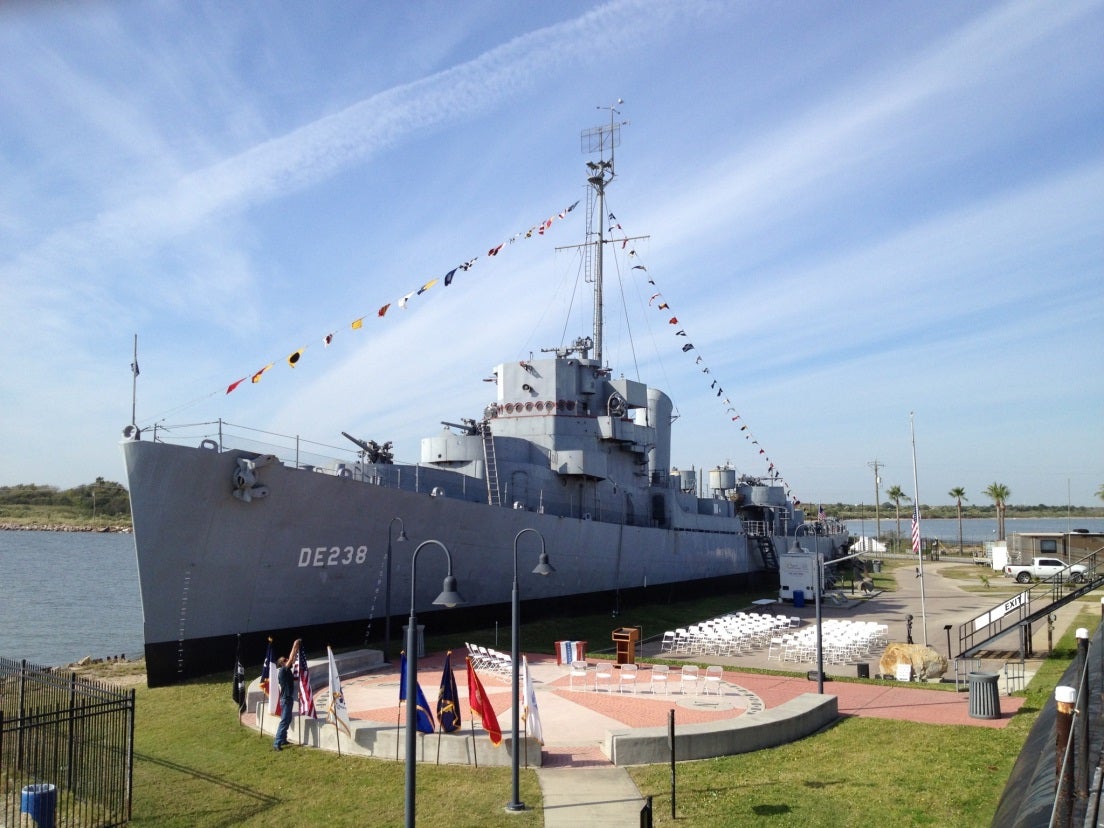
[480,421,502,506]
[754,535,780,571]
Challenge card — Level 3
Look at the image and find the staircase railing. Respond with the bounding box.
[957,548,1103,658]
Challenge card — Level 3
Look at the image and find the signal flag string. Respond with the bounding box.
[606,211,799,505]
[215,200,579,396]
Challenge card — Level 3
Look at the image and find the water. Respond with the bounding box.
[0,530,143,667]
[844,517,1104,543]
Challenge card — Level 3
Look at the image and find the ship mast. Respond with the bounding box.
[581,101,627,365]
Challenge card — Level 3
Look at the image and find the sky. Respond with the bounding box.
[1,0,1101,508]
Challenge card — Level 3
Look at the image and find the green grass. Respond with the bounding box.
[132,677,542,826]
[122,578,1097,826]
[0,503,129,529]
[627,606,1100,826]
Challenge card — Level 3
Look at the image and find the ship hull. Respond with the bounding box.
[123,439,788,685]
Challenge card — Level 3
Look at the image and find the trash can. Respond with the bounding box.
[793,590,805,608]
[21,783,57,828]
[872,560,883,573]
[402,624,425,659]
[968,672,1001,719]
[857,663,870,679]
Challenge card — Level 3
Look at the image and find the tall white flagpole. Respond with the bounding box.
[910,412,928,646]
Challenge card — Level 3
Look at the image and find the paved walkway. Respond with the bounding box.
[256,560,1092,824]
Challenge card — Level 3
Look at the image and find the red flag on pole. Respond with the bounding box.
[465,657,501,746]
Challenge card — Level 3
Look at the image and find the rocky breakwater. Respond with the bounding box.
[0,522,131,532]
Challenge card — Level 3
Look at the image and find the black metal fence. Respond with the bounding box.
[1,658,134,827]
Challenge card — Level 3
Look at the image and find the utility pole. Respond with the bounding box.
[867,460,883,544]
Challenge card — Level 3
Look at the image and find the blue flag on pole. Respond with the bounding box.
[399,652,435,734]
[437,651,462,733]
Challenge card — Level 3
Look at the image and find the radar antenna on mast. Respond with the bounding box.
[579,99,629,366]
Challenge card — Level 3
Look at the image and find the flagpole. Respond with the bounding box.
[130,333,138,428]
[910,412,928,646]
[395,703,402,761]
[326,646,344,756]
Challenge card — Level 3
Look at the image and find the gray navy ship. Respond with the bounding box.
[122,114,849,686]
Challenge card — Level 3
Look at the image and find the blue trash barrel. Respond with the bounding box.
[21,783,57,827]
[968,672,1001,719]
[793,590,805,608]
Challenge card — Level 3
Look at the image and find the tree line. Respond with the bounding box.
[0,478,131,518]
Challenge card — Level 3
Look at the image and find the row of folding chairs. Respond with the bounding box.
[568,661,727,695]
[465,643,511,678]
[766,620,888,665]
[660,612,801,658]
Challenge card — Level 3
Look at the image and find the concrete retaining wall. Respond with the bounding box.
[605,692,838,766]
[253,701,539,766]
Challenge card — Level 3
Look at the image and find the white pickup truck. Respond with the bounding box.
[1003,557,1088,584]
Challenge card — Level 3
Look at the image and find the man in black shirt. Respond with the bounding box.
[273,639,301,750]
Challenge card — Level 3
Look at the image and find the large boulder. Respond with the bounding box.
[878,642,948,681]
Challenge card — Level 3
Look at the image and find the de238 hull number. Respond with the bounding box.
[298,545,370,567]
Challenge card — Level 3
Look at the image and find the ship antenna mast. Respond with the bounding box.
[580,100,627,365]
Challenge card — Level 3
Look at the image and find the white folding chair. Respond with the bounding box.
[703,665,724,695]
[679,664,700,695]
[568,660,589,690]
[766,636,785,661]
[650,664,670,695]
[594,662,613,692]
[619,663,638,694]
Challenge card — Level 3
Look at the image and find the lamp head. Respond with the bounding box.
[397,527,408,542]
[432,574,465,608]
[532,550,555,576]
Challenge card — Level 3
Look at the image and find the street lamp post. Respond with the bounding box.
[384,517,408,664]
[814,545,824,693]
[506,528,555,813]
[404,540,465,828]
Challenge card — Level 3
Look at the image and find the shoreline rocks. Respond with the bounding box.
[0,522,132,533]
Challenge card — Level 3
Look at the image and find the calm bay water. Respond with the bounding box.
[844,516,1104,543]
[0,530,143,667]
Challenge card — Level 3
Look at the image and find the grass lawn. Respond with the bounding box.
[112,576,1097,826]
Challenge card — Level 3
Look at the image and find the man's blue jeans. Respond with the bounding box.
[274,701,294,747]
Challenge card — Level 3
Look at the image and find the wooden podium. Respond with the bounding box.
[612,627,640,666]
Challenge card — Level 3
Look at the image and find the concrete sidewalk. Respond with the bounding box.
[538,767,645,827]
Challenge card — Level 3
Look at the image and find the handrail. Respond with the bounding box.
[957,548,1103,657]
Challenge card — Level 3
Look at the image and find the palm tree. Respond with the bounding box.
[984,482,1011,540]
[886,485,911,552]
[949,487,968,555]
[1097,483,1104,503]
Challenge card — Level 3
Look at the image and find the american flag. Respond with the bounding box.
[817,505,826,521]
[911,505,921,555]
[294,647,316,718]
